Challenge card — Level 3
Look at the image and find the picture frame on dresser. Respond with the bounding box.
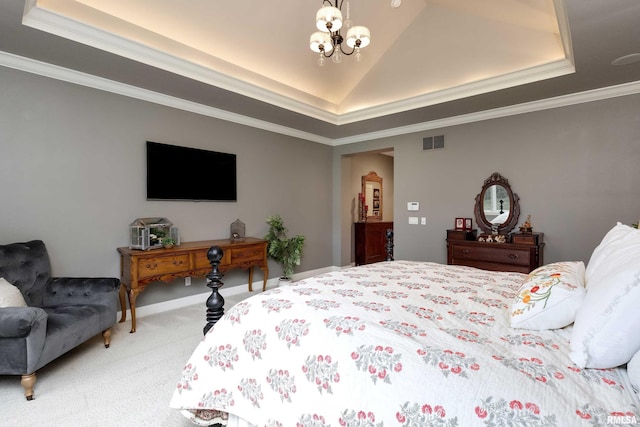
[455,217,464,230]
[464,218,473,230]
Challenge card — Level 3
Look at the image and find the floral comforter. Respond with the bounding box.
[170,261,639,426]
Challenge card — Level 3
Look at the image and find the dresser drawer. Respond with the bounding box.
[194,250,231,270]
[138,254,190,279]
[229,246,265,264]
[451,244,530,267]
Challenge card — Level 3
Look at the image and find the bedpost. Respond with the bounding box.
[204,246,225,335]
[385,229,394,261]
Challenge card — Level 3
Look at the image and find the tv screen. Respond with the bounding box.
[146,141,237,201]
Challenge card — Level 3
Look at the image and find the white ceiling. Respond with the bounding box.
[24,0,572,124]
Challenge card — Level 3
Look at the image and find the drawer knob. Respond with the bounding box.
[509,253,519,259]
[461,249,470,254]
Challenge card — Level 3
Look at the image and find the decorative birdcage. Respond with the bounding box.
[230,219,246,242]
[129,217,179,250]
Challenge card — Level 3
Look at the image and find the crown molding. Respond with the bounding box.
[1,50,639,148]
[336,59,575,125]
[22,0,576,126]
[333,80,640,146]
[0,51,334,145]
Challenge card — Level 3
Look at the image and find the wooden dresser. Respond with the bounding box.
[355,221,393,265]
[446,230,544,273]
[118,237,268,332]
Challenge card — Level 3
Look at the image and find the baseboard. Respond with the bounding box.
[116,265,341,319]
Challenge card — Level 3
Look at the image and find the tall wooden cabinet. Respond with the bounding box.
[355,222,393,265]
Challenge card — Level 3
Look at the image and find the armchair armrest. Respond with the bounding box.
[0,307,48,338]
[43,277,120,307]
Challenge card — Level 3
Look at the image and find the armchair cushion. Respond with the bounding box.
[0,277,27,307]
[0,240,51,307]
[0,306,47,338]
[44,277,120,309]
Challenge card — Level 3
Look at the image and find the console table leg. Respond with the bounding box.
[248,266,254,292]
[118,285,127,323]
[128,289,139,333]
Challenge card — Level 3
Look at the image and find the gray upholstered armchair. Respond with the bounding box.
[0,240,120,400]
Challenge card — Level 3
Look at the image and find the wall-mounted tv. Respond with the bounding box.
[146,141,237,201]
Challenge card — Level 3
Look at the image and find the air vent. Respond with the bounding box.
[423,135,445,150]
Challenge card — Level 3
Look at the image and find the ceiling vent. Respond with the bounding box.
[423,135,445,151]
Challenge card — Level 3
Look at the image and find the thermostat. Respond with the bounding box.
[407,202,420,211]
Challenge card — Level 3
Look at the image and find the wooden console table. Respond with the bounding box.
[117,237,268,333]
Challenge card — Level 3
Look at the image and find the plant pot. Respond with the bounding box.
[164,244,174,249]
[278,277,292,287]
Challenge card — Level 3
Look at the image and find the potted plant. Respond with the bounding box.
[162,237,175,249]
[265,214,305,281]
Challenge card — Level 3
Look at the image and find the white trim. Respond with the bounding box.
[115,266,340,319]
[336,59,575,125]
[0,51,334,146]
[18,0,578,125]
[332,80,640,146]
[1,50,639,147]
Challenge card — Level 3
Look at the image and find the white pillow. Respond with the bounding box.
[585,223,638,286]
[0,277,28,307]
[627,349,640,394]
[510,261,586,330]
[570,223,640,368]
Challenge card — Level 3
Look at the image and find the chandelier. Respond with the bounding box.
[309,1,371,66]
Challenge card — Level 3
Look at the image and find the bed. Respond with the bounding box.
[170,223,640,426]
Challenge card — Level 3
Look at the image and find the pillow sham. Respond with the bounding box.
[0,277,28,308]
[570,223,640,368]
[511,261,585,330]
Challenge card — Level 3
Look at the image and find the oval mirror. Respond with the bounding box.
[473,172,520,234]
[362,171,382,221]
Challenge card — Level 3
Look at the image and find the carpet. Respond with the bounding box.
[0,290,251,427]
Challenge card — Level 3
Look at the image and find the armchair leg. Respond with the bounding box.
[102,328,112,348]
[21,373,36,401]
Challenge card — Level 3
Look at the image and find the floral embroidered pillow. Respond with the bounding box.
[510,261,586,330]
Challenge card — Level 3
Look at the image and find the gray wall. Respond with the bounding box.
[3,65,640,308]
[0,67,333,307]
[335,93,640,267]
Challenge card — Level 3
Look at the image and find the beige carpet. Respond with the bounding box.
[0,289,252,427]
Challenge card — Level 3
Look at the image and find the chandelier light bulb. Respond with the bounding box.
[318,54,326,66]
[346,26,370,49]
[355,47,362,62]
[332,51,343,63]
[309,32,333,53]
[316,5,342,32]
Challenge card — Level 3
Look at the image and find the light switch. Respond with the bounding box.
[408,217,419,225]
[407,202,420,211]
[421,217,426,225]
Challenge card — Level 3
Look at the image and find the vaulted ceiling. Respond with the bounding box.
[1,0,639,144]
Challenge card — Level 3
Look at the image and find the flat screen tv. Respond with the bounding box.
[146,141,237,201]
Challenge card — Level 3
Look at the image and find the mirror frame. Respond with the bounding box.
[473,172,520,234]
[362,171,383,221]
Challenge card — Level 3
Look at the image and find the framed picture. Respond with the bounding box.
[373,200,380,209]
[373,189,380,198]
[464,218,473,230]
[455,217,464,230]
